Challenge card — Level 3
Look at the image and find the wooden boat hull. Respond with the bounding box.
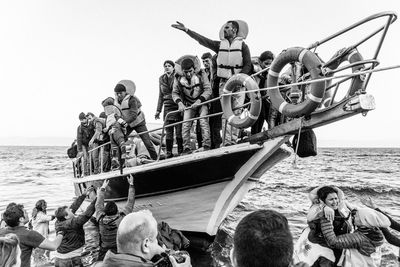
[73,136,292,235]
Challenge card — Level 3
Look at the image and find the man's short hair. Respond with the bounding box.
[317,186,338,203]
[259,51,275,62]
[104,201,118,216]
[54,206,68,221]
[86,112,95,118]
[233,210,293,267]
[117,210,157,253]
[227,20,239,33]
[201,52,212,60]
[3,205,25,227]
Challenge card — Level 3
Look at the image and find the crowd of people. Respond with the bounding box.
[2,181,400,267]
[68,19,301,177]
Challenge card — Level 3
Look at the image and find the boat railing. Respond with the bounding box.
[73,11,398,178]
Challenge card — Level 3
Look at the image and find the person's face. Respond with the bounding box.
[142,220,164,260]
[324,192,339,210]
[202,58,211,69]
[87,115,94,123]
[183,67,194,80]
[116,91,127,102]
[164,63,174,75]
[65,208,75,219]
[261,59,273,69]
[224,22,237,39]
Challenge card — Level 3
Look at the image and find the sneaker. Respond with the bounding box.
[181,148,192,155]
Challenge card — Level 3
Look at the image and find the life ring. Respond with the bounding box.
[267,47,326,118]
[327,48,365,96]
[221,73,262,128]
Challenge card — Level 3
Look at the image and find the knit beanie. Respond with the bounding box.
[164,60,175,68]
[181,58,194,70]
[78,112,86,120]
[201,52,212,60]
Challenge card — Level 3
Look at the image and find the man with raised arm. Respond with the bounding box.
[54,186,96,267]
[172,20,252,146]
[95,175,136,260]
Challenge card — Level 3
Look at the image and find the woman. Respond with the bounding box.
[31,200,55,265]
[307,186,352,267]
[0,233,21,267]
[155,60,183,158]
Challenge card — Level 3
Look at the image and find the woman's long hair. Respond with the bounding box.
[32,199,47,220]
[0,233,20,267]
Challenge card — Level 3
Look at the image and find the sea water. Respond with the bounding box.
[0,146,399,266]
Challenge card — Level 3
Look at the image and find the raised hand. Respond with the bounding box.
[101,179,109,190]
[171,21,188,32]
[127,174,135,186]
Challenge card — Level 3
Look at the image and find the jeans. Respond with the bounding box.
[127,123,158,160]
[182,105,210,150]
[54,256,83,267]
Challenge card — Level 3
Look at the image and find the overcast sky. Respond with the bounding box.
[0,0,399,147]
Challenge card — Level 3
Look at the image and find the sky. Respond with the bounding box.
[0,0,399,147]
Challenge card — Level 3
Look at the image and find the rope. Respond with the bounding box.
[292,117,304,168]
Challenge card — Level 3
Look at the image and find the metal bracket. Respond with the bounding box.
[343,94,375,111]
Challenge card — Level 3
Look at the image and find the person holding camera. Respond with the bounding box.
[102,210,191,267]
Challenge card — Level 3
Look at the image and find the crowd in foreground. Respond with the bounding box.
[1,182,400,267]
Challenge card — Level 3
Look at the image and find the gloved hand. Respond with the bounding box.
[117,118,127,127]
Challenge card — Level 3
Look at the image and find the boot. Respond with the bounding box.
[176,138,183,155]
[166,139,174,158]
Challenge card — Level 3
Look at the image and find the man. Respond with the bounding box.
[0,204,63,267]
[113,80,158,160]
[172,20,252,146]
[95,175,135,260]
[230,209,308,267]
[87,112,110,174]
[76,112,95,176]
[172,57,212,154]
[202,52,222,149]
[102,210,191,267]
[251,51,275,134]
[54,187,96,267]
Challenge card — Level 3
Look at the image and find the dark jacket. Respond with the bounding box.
[157,72,181,121]
[77,122,95,152]
[55,195,96,254]
[102,251,154,267]
[172,70,212,106]
[96,185,135,252]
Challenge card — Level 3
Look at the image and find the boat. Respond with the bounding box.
[71,11,398,238]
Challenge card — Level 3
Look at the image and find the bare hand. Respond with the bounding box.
[83,186,95,196]
[169,254,192,267]
[155,111,160,120]
[101,179,109,190]
[127,174,135,186]
[323,206,335,221]
[178,102,186,112]
[360,196,378,209]
[191,100,201,109]
[171,21,188,32]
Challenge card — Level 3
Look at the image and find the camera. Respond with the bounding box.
[151,250,189,267]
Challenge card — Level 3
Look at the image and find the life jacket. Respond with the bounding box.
[177,72,205,106]
[217,38,244,79]
[114,94,145,127]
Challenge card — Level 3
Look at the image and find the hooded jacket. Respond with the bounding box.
[102,251,154,267]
